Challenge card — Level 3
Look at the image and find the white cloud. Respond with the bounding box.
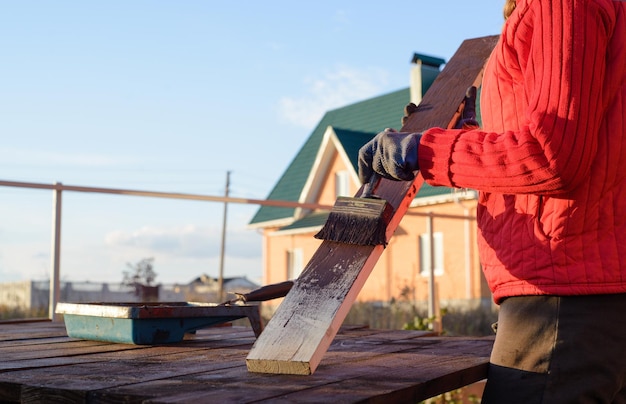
[278,65,389,128]
[104,224,261,259]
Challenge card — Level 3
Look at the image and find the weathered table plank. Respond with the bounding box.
[0,322,492,403]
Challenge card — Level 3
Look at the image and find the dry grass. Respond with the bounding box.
[343,300,498,336]
[0,304,47,320]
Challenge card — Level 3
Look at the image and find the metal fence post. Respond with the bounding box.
[49,182,62,321]
[427,212,441,333]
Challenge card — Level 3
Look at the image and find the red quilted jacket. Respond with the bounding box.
[418,0,626,303]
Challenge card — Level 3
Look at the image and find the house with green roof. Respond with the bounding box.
[249,53,491,312]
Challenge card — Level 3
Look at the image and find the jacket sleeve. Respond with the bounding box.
[418,0,615,195]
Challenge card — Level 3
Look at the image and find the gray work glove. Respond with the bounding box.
[455,86,479,129]
[358,128,421,184]
[401,102,419,126]
[358,86,478,185]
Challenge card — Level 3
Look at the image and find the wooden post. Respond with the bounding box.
[246,35,499,375]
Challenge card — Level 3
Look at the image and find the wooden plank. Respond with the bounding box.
[264,339,492,404]
[0,325,257,371]
[0,322,68,341]
[0,339,140,362]
[83,333,488,403]
[87,336,491,403]
[0,328,260,403]
[0,323,492,403]
[246,35,499,375]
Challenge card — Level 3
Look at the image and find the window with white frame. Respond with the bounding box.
[287,248,304,279]
[419,232,444,276]
[335,170,350,198]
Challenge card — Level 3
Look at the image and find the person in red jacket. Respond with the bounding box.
[359,0,626,402]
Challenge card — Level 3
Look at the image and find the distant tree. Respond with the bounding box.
[123,258,158,287]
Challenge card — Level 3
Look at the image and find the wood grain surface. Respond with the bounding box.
[0,321,492,403]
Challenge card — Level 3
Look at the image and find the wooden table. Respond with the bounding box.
[0,321,493,403]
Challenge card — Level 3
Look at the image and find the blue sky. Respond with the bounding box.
[0,1,504,286]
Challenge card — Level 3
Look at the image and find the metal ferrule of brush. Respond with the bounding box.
[314,174,394,246]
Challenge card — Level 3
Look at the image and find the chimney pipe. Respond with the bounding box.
[410,53,446,106]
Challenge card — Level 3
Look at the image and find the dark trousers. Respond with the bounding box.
[482,294,626,404]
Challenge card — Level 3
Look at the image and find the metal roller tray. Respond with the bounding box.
[56,301,263,345]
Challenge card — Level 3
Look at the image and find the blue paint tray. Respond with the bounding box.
[56,302,263,345]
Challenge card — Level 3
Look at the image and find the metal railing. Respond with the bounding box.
[0,179,478,326]
[0,179,333,321]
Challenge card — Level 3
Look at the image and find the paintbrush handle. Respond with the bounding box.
[220,280,294,305]
[361,174,380,198]
[242,280,294,302]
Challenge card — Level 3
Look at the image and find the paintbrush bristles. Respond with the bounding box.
[314,196,394,246]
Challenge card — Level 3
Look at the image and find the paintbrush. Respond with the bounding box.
[314,174,394,246]
[219,280,294,305]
